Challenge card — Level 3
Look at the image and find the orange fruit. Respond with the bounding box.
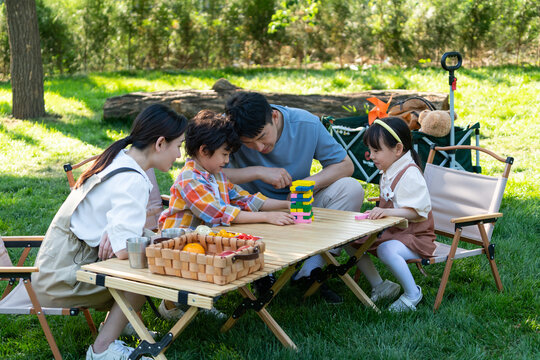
[182,243,206,254]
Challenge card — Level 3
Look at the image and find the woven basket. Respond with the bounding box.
[146,232,265,285]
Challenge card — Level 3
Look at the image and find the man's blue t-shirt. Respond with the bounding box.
[229,105,347,200]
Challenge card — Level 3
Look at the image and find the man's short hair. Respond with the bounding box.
[185,110,241,157]
[225,92,272,138]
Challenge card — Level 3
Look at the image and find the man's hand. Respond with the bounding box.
[261,167,293,189]
[98,233,115,260]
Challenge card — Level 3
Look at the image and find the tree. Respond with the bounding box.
[5,0,45,119]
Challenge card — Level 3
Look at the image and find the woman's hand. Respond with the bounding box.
[264,211,296,225]
[98,233,115,260]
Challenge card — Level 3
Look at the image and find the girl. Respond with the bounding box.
[31,104,188,359]
[354,117,436,312]
[159,109,294,230]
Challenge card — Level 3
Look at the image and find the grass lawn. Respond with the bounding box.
[0,66,539,359]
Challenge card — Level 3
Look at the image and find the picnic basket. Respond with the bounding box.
[146,232,265,285]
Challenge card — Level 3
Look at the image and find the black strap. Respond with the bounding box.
[100,167,142,182]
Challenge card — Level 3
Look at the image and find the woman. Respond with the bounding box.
[31,104,188,360]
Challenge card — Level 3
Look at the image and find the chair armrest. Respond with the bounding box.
[0,266,39,273]
[2,236,44,248]
[161,194,170,207]
[451,213,503,225]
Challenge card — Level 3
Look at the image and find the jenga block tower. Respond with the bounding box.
[290,180,315,223]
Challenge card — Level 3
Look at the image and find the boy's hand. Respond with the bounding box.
[265,211,295,225]
[367,207,388,220]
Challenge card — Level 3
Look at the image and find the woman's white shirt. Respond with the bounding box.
[379,151,431,221]
[70,150,152,253]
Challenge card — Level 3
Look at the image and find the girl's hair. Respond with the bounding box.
[75,104,187,188]
[185,110,241,158]
[363,117,422,167]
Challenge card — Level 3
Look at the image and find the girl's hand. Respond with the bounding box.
[367,207,388,220]
[265,211,295,225]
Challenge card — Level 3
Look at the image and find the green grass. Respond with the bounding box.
[0,66,539,359]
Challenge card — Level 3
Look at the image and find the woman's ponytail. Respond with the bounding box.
[74,104,187,189]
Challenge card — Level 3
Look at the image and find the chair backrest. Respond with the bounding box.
[0,236,12,267]
[424,145,513,242]
[63,156,164,230]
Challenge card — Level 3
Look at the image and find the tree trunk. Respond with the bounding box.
[5,0,45,119]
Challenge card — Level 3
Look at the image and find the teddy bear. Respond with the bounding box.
[418,110,456,137]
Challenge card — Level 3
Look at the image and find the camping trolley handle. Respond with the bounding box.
[441,52,462,86]
[441,52,462,71]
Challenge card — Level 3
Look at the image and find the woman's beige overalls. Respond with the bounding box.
[32,168,140,310]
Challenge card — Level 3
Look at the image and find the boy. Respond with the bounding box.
[159,109,294,231]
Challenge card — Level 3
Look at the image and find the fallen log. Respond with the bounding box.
[103,79,449,122]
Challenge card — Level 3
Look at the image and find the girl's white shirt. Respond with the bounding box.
[70,149,152,253]
[379,151,431,221]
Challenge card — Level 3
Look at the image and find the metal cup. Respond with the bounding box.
[126,236,150,269]
[161,228,186,239]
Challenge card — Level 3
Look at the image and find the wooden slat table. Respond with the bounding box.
[76,208,406,359]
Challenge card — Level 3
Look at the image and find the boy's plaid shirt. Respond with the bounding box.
[159,159,266,230]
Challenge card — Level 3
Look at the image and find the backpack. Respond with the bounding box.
[387,96,436,130]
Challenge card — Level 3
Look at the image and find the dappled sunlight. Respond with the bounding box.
[88,74,214,93]
[0,119,102,177]
[44,91,93,118]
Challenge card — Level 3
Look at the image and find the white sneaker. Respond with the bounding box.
[389,286,423,312]
[86,340,152,360]
[158,300,185,321]
[371,279,401,302]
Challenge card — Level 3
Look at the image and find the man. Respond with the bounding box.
[223,92,365,304]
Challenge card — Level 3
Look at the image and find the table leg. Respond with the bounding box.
[303,233,380,312]
[221,266,298,350]
[240,286,297,350]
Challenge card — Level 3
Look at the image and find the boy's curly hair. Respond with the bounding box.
[185,110,242,158]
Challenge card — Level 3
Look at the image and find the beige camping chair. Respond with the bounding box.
[63,156,169,231]
[0,235,97,360]
[408,145,514,312]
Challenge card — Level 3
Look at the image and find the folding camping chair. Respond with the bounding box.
[0,235,97,360]
[322,115,381,183]
[412,123,482,172]
[408,145,514,312]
